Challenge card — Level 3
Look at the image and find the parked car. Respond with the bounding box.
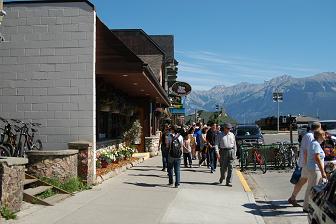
[298,120,336,143]
[321,120,336,137]
[235,124,264,157]
[297,123,309,143]
[308,172,336,224]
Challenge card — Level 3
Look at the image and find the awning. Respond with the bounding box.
[95,18,170,106]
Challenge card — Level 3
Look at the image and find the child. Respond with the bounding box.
[183,134,192,168]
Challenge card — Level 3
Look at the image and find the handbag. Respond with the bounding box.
[290,164,302,185]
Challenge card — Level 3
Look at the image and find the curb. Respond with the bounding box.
[236,170,266,224]
[236,170,252,192]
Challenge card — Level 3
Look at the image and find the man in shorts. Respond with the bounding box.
[288,121,321,206]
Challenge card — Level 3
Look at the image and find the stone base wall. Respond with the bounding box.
[68,141,95,185]
[26,150,78,182]
[145,136,160,157]
[0,158,28,212]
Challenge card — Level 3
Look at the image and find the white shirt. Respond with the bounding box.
[215,131,237,153]
[298,131,314,167]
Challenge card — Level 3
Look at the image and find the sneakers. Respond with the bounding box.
[226,183,232,187]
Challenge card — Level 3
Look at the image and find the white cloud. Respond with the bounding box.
[176,50,323,89]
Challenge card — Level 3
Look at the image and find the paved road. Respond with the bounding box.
[245,133,308,224]
[6,156,265,224]
[263,132,298,145]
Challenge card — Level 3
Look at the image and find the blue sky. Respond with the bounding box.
[90,0,336,90]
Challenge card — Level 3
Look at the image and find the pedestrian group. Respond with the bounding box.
[159,122,237,188]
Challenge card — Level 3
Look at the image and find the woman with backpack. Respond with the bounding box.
[166,125,184,188]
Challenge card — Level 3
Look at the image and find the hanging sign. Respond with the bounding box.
[171,81,192,96]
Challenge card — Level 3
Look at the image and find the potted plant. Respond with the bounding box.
[123,120,142,146]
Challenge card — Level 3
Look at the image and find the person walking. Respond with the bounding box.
[303,129,327,212]
[198,126,209,168]
[288,122,321,206]
[166,125,183,188]
[183,133,192,168]
[206,122,218,173]
[160,124,170,171]
[194,123,202,160]
[215,123,237,186]
[188,126,197,160]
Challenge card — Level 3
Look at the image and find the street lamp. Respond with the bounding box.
[272,90,283,133]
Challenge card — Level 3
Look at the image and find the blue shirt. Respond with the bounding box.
[194,128,202,145]
[307,140,325,170]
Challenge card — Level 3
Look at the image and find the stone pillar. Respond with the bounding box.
[145,136,160,157]
[0,157,28,212]
[26,150,78,182]
[68,141,95,185]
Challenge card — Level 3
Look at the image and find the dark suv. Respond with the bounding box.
[235,124,264,146]
[234,124,264,158]
[308,172,336,224]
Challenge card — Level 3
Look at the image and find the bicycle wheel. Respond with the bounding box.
[0,145,11,157]
[257,153,267,174]
[32,139,43,151]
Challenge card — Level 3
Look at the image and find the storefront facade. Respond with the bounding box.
[0,1,171,155]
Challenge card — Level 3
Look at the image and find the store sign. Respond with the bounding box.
[171,82,192,96]
[169,108,186,115]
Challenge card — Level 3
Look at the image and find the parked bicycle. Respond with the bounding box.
[0,117,43,157]
[11,119,43,157]
[240,144,267,173]
[274,142,298,169]
[0,117,16,156]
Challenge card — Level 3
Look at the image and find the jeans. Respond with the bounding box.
[209,147,217,171]
[168,156,181,186]
[219,149,234,184]
[183,152,192,167]
[161,147,169,169]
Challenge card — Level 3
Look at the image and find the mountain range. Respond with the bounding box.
[184,72,336,122]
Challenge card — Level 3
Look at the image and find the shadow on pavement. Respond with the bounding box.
[129,168,161,172]
[243,203,307,218]
[180,181,220,186]
[124,181,170,188]
[128,173,167,179]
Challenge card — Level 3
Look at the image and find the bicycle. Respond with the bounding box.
[11,119,43,157]
[0,117,16,156]
[274,142,297,169]
[240,144,267,173]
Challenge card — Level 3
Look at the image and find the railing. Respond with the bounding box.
[240,142,299,172]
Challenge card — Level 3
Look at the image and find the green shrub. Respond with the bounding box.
[37,188,57,199]
[39,177,91,194]
[0,206,17,220]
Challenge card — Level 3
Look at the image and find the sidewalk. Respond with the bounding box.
[5,156,265,224]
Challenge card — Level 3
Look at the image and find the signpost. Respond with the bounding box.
[273,91,283,133]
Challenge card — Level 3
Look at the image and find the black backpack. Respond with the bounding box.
[169,134,182,158]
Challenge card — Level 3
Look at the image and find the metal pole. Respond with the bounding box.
[277,99,280,133]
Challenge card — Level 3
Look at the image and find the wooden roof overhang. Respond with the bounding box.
[95,18,170,106]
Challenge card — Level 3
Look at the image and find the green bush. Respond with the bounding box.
[0,206,17,220]
[40,177,91,194]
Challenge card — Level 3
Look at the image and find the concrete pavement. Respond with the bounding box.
[5,156,265,224]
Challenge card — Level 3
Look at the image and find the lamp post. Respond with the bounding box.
[272,90,283,133]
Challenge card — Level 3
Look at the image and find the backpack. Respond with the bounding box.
[169,134,182,158]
